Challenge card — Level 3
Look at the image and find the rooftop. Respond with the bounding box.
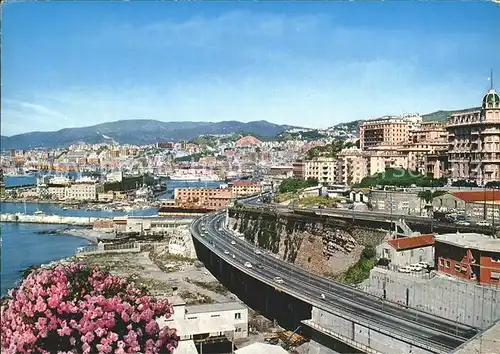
[452,190,500,203]
[173,340,198,354]
[435,233,500,253]
[235,343,288,354]
[386,234,435,251]
[157,316,235,336]
[186,301,247,315]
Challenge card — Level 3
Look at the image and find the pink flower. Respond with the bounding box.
[1,262,178,354]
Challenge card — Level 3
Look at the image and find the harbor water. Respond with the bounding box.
[1,178,225,297]
[0,223,91,297]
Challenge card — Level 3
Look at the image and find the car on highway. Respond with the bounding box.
[257,263,264,269]
[231,241,236,245]
[244,262,253,268]
[477,220,491,227]
[224,250,230,255]
[232,254,236,259]
[254,249,262,254]
[273,276,284,284]
[456,220,471,226]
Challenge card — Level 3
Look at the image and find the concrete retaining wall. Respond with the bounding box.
[309,307,434,354]
[365,267,500,329]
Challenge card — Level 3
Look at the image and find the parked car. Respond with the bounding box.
[231,241,236,245]
[244,262,253,268]
[398,266,411,273]
[477,220,491,227]
[456,220,471,226]
[224,250,229,255]
[409,264,423,272]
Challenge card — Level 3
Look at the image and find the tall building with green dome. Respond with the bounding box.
[447,80,500,185]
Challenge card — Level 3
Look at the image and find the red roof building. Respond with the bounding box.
[235,136,262,148]
[376,234,435,267]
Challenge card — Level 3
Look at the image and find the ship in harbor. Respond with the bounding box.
[168,174,218,182]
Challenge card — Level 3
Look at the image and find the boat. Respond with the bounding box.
[168,174,219,182]
[34,210,44,215]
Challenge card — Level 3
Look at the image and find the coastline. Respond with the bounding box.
[62,228,115,244]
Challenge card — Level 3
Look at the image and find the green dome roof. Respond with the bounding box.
[482,89,500,108]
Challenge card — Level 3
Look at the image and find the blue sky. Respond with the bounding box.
[2,1,499,136]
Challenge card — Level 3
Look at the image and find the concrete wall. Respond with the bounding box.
[365,267,500,329]
[376,243,434,267]
[309,307,433,354]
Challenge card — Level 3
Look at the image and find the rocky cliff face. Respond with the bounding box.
[228,208,388,275]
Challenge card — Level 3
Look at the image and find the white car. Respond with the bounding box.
[254,249,262,254]
[232,254,236,259]
[417,261,429,268]
[409,264,423,272]
[456,220,470,226]
[231,241,236,245]
[398,266,411,274]
[244,262,253,268]
[477,220,491,227]
[224,250,230,255]
[273,276,284,284]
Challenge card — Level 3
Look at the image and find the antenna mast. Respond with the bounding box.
[491,68,494,90]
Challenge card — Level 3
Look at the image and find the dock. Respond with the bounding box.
[0,213,104,226]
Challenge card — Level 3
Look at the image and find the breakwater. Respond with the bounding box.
[0,213,105,226]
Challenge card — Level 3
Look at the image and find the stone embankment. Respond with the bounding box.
[228,207,388,276]
[0,213,105,226]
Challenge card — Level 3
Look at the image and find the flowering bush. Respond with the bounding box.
[1,262,179,354]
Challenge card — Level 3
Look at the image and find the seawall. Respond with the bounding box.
[0,213,105,226]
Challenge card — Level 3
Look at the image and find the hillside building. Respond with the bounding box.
[447,86,500,185]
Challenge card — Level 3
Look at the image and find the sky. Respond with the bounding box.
[2,1,500,136]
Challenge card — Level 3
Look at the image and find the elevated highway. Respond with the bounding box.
[190,204,479,353]
[238,196,497,236]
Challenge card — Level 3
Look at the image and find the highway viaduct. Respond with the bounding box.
[190,210,479,354]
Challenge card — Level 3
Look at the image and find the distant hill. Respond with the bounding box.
[329,106,480,134]
[0,119,297,150]
[421,107,481,122]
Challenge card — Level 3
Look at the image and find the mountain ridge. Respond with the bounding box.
[0,119,297,150]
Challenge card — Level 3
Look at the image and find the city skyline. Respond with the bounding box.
[2,1,500,136]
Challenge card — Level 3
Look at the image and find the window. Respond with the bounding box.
[211,314,220,318]
[439,259,444,266]
[455,264,461,272]
[234,312,241,320]
[445,260,451,268]
[187,316,198,320]
[491,272,500,280]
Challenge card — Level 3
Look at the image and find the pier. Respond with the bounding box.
[0,213,104,226]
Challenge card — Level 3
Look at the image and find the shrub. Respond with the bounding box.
[1,262,179,354]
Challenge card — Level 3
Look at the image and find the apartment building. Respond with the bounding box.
[336,148,366,185]
[360,117,411,150]
[435,233,500,285]
[303,157,338,184]
[229,180,261,197]
[447,87,500,184]
[46,176,98,201]
[174,186,232,210]
[364,148,408,176]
